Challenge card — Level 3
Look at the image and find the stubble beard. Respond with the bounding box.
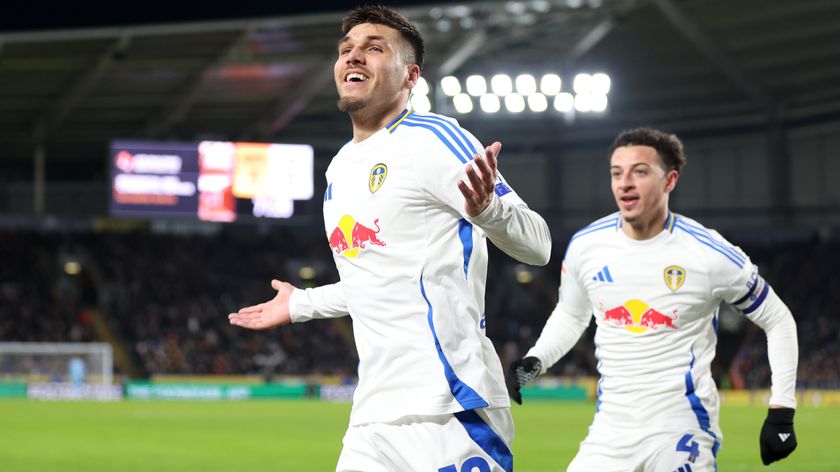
[337,96,367,113]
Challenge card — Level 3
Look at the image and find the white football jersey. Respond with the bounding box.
[528,211,796,451]
[313,110,541,425]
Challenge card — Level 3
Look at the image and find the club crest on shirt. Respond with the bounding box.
[369,163,387,193]
[664,265,686,292]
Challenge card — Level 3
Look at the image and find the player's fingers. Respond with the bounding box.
[457,179,476,201]
[473,153,494,187]
[235,304,264,315]
[271,279,283,291]
[465,163,486,197]
[485,142,499,176]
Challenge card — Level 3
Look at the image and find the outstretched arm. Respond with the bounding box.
[229,280,349,329]
[229,279,294,330]
[458,141,552,266]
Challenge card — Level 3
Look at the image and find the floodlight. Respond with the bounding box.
[466,75,487,96]
[440,76,461,96]
[505,94,526,113]
[540,74,561,95]
[480,94,501,113]
[554,92,574,112]
[592,73,611,94]
[515,74,537,95]
[491,74,513,96]
[453,93,473,113]
[527,93,548,112]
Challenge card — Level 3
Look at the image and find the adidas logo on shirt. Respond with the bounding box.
[779,433,791,442]
[592,265,614,283]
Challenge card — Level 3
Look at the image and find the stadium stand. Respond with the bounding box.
[2,226,837,389]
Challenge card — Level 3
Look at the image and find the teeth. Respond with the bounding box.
[346,73,367,82]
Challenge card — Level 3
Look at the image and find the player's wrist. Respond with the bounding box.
[765,407,794,423]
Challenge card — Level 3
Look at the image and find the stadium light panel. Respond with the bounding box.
[440,76,461,96]
[590,93,608,112]
[574,93,593,112]
[515,74,537,95]
[466,75,487,96]
[540,74,562,95]
[411,95,432,113]
[453,93,474,113]
[527,93,548,112]
[491,74,513,96]
[592,73,611,94]
[414,77,429,96]
[573,73,592,94]
[554,92,574,112]
[480,94,501,113]
[505,93,526,113]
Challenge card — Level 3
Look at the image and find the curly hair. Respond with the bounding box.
[609,127,687,173]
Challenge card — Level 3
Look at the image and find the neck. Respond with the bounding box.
[350,101,407,143]
[622,207,669,240]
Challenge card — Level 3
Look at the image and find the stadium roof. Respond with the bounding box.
[2,0,840,179]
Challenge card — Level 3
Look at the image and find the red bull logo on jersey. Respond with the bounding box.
[603,299,678,333]
[328,215,385,258]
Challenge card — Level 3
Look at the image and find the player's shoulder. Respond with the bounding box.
[671,213,748,269]
[567,213,621,249]
[391,111,480,163]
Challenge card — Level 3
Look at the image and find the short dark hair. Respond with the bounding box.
[609,127,686,173]
[341,4,425,70]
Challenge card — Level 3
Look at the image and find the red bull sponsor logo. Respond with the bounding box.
[328,215,385,258]
[603,299,678,333]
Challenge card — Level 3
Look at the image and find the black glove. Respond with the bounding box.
[505,356,542,405]
[759,407,797,465]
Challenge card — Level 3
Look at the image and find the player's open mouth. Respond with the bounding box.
[345,72,369,82]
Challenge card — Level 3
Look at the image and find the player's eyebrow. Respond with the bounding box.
[337,34,387,47]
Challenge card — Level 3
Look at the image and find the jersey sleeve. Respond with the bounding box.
[288,282,349,323]
[525,244,593,372]
[407,116,551,265]
[708,231,798,408]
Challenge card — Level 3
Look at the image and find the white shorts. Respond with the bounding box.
[567,419,720,472]
[336,407,514,472]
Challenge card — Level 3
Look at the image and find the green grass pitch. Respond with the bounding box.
[0,399,836,471]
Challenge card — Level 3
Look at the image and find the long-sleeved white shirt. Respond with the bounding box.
[527,212,797,444]
[290,110,551,425]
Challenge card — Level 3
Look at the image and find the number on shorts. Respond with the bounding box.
[676,434,700,463]
[438,456,491,472]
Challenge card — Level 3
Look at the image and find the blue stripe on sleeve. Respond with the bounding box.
[410,113,479,155]
[675,220,746,265]
[404,114,477,161]
[674,222,745,268]
[400,121,469,164]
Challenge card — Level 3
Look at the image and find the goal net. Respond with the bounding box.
[0,342,113,385]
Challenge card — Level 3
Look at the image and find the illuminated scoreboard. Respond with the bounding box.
[110,139,314,222]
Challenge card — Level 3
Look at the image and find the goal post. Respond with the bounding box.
[0,342,114,385]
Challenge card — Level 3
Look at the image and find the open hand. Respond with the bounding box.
[458,141,501,217]
[228,279,295,330]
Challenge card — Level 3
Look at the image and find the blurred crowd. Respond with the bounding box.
[2,225,838,390]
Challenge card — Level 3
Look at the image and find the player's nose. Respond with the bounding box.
[346,47,365,64]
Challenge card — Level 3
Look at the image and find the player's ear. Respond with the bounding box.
[406,64,421,90]
[665,169,679,193]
